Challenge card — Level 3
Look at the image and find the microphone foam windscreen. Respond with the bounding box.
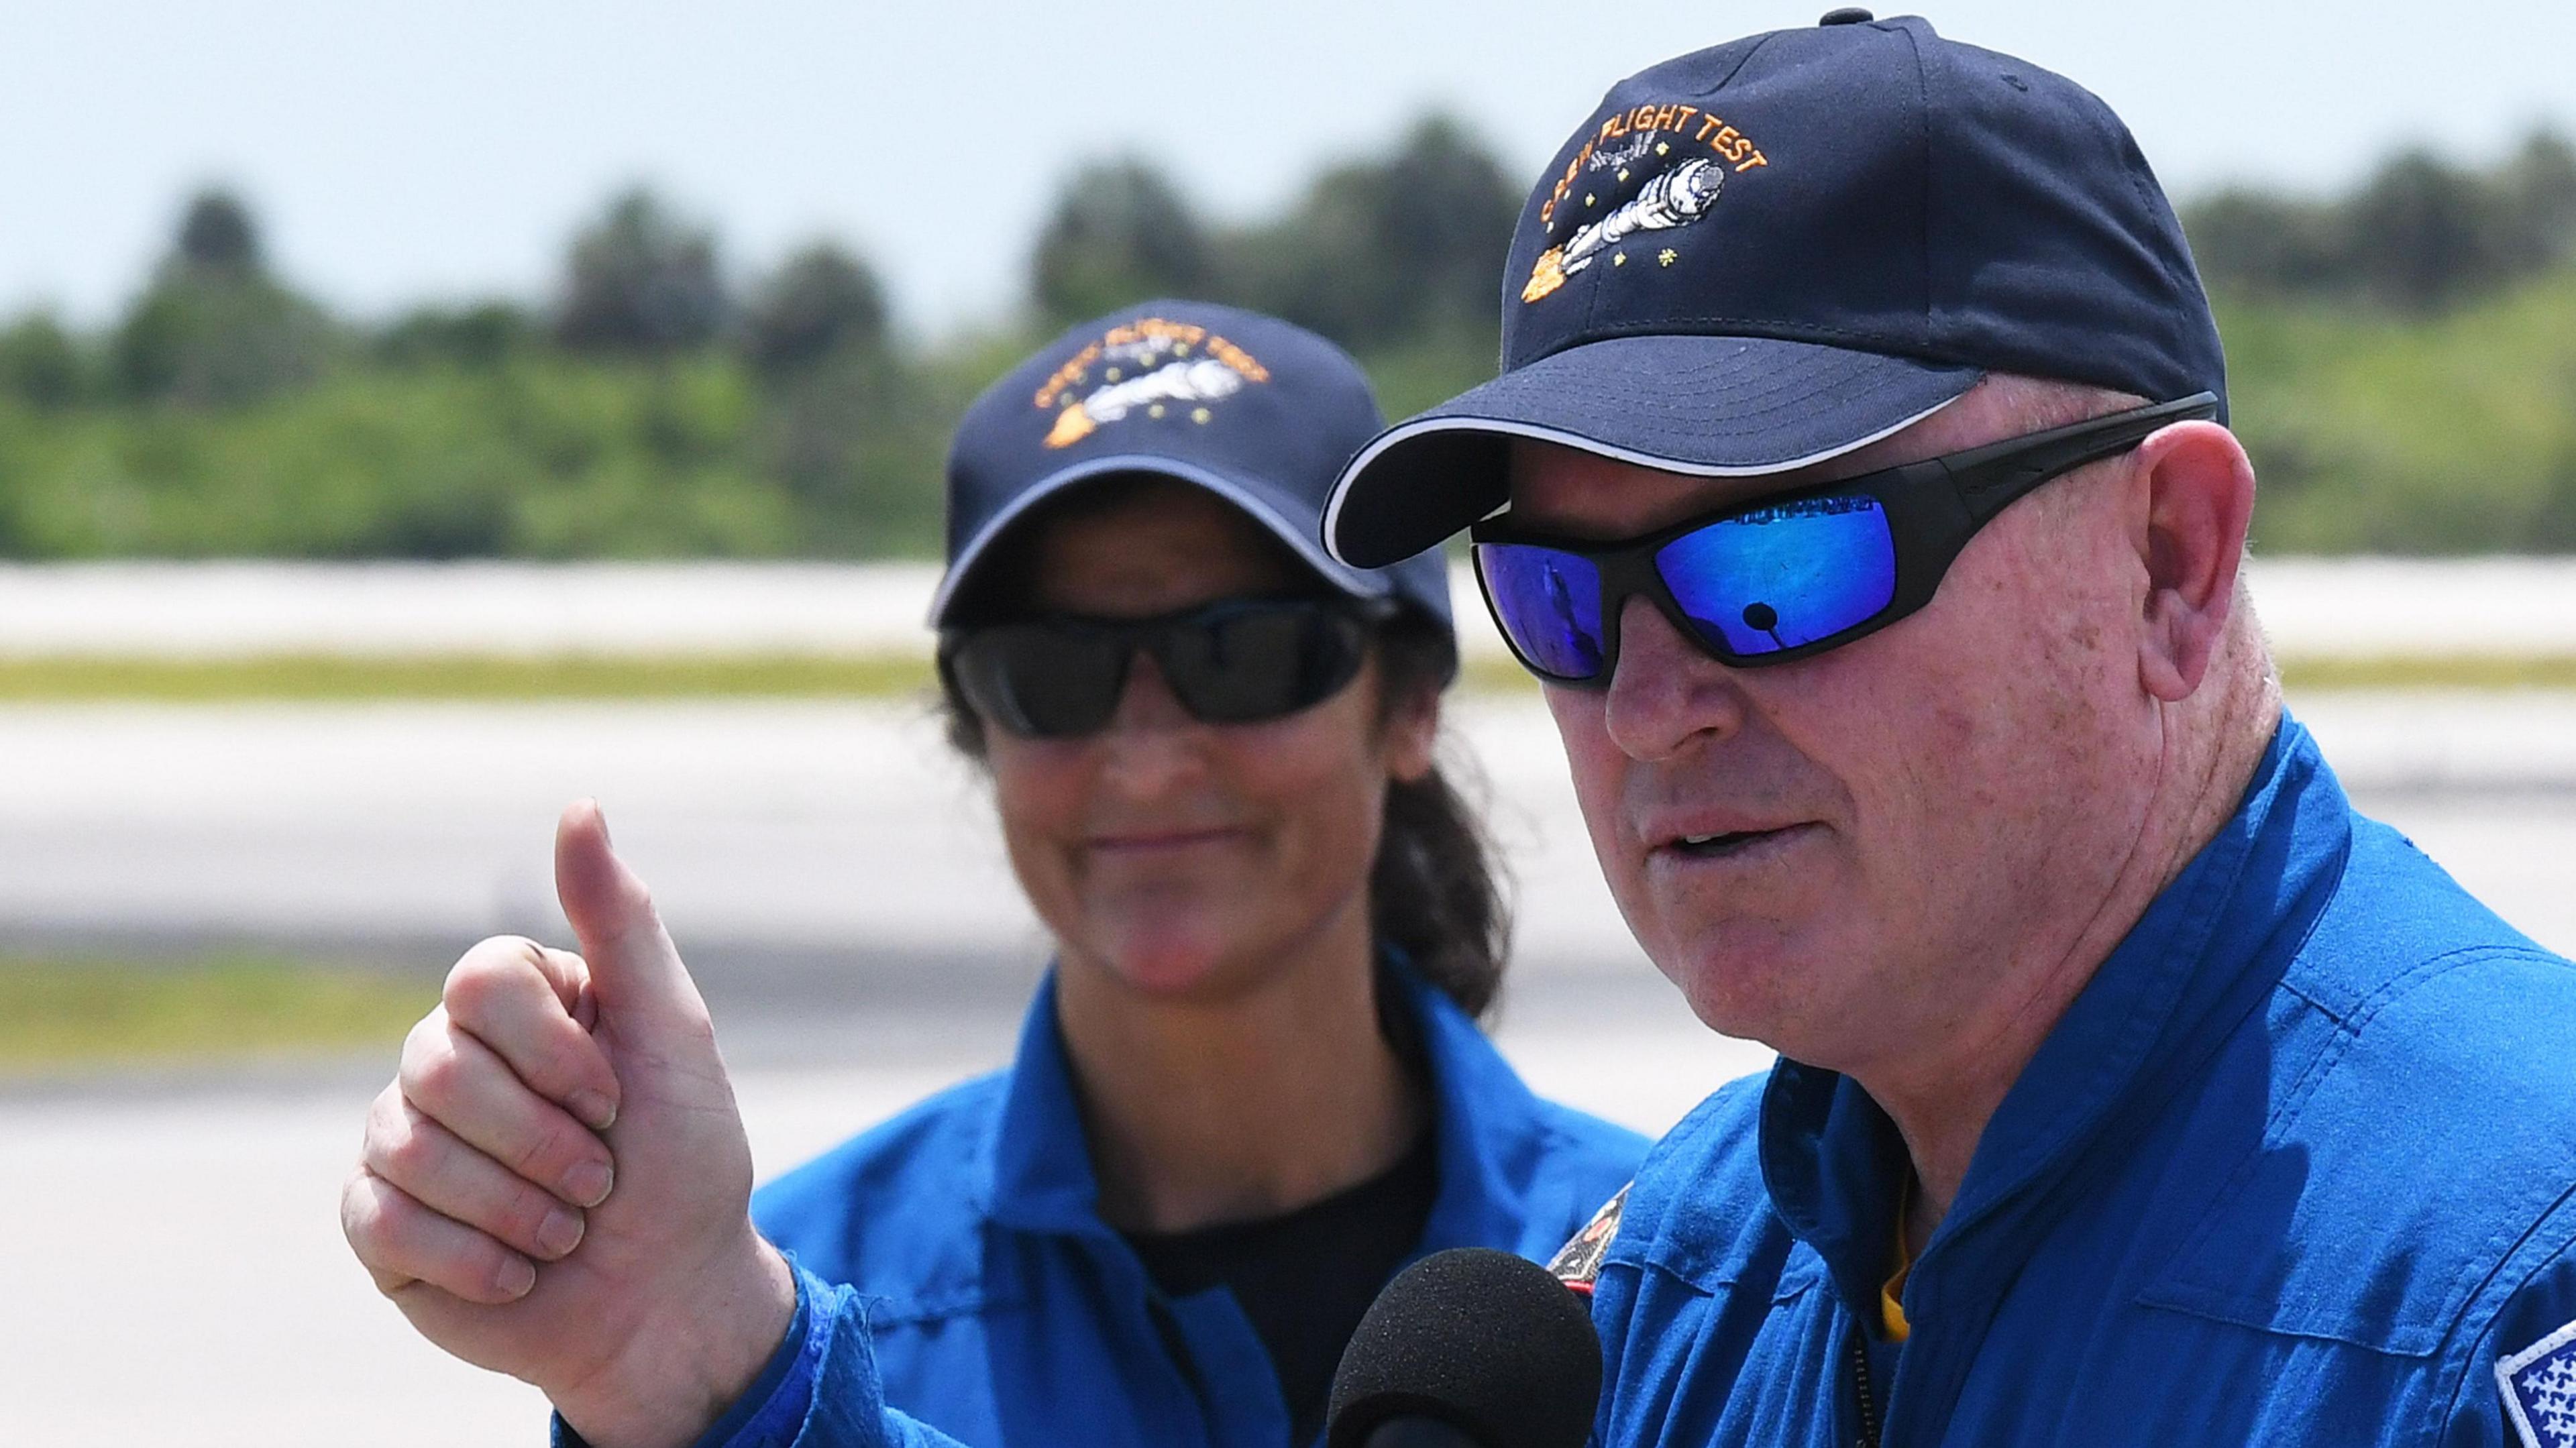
[1326,1246,1605,1448]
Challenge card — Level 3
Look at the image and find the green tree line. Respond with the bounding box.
[1,119,2573,558]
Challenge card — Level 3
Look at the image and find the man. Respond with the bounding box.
[341,13,2576,1448]
[1317,12,2576,1447]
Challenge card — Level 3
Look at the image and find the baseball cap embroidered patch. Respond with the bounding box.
[1034,316,1273,449]
[1323,11,2229,569]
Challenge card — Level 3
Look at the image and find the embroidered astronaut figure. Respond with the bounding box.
[1044,357,1246,449]
[2500,1317,2576,1448]
[1587,131,1658,176]
[1523,157,1726,303]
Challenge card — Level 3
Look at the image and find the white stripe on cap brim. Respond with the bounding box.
[930,453,1393,626]
[1322,392,1968,567]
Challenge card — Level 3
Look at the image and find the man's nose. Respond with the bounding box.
[1601,596,1749,762]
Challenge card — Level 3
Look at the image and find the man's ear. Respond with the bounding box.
[2128,421,2257,702]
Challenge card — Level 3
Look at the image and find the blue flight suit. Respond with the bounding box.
[682,960,1646,1448]
[1587,716,2576,1447]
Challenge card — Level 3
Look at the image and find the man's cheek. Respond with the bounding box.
[1548,719,1652,911]
[1570,768,1640,911]
[1544,693,1623,826]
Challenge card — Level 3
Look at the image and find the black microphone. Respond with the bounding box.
[1326,1247,1605,1448]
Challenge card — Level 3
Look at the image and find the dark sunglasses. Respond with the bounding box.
[1470,392,2221,685]
[940,596,1389,739]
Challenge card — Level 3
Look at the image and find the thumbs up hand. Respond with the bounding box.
[341,801,796,1448]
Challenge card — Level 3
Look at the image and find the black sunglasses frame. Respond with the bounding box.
[938,595,1395,739]
[1468,392,2222,685]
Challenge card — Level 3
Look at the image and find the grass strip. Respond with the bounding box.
[0,652,938,702]
[2276,655,2576,691]
[0,650,2568,703]
[0,955,434,1074]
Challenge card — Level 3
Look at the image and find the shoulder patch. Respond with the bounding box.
[2500,1316,2576,1448]
[1547,1182,1629,1295]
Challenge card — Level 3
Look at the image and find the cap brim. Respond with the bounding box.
[1324,335,1983,567]
[930,453,1396,626]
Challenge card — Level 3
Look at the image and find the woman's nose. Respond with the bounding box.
[1096,651,1206,795]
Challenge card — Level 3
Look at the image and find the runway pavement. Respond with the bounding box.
[0,693,1669,994]
[0,689,2571,987]
[3,687,2574,1442]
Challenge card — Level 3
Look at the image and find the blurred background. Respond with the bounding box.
[4,1,2575,1441]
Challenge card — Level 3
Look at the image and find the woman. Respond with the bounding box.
[339,301,1643,1448]
[747,302,1644,1447]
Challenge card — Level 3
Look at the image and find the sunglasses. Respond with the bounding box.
[940,596,1388,739]
[1470,392,2221,685]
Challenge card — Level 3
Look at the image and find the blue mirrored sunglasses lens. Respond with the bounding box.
[1475,543,1606,679]
[1653,496,1898,657]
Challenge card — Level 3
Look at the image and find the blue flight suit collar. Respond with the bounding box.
[973,954,1553,1258]
[1757,714,2355,1334]
[973,969,1103,1238]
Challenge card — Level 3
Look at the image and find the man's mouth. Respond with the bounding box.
[1664,823,1811,859]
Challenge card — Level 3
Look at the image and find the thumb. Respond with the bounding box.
[554,799,700,1023]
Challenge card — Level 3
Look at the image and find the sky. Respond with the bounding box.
[6,0,2573,339]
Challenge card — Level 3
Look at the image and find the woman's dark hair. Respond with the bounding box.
[937,474,1511,1021]
[1363,609,1510,1020]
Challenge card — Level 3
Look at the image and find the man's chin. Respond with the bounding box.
[1642,926,1827,1049]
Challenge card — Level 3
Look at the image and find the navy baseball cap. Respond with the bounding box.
[934,300,1454,644]
[1324,11,2228,567]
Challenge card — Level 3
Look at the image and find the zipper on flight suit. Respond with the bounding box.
[1849,1328,1883,1448]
